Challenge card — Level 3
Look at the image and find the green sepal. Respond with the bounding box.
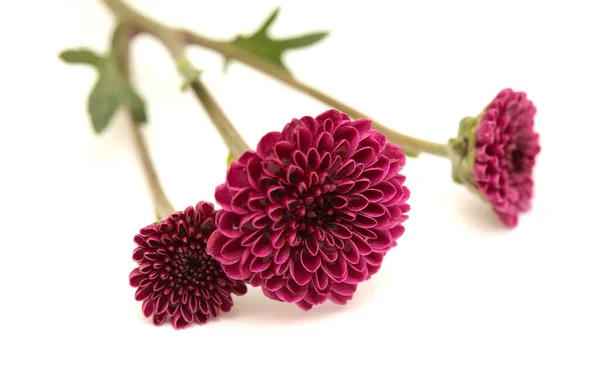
[226,153,236,166]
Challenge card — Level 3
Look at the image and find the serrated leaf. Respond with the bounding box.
[225,7,328,74]
[59,49,103,67]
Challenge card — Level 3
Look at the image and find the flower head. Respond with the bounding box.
[449,88,541,227]
[129,201,247,329]
[207,109,410,310]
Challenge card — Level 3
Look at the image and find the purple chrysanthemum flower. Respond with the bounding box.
[449,88,541,227]
[129,201,247,329]
[207,109,410,310]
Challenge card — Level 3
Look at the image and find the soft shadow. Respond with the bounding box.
[450,191,508,233]
[224,277,382,325]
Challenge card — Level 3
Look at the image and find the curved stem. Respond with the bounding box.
[189,80,250,160]
[115,24,175,219]
[101,0,450,159]
[180,31,449,158]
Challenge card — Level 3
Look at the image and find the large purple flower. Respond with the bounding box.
[449,89,540,227]
[207,109,410,310]
[129,201,247,329]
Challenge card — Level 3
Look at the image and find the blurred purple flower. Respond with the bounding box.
[451,89,540,227]
[207,109,410,310]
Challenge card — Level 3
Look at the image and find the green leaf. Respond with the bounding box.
[88,75,121,134]
[60,24,148,135]
[122,83,147,123]
[225,7,328,73]
[59,49,103,67]
[87,55,147,134]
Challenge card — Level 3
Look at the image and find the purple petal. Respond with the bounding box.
[265,276,285,291]
[275,284,306,303]
[370,229,392,251]
[257,132,282,158]
[251,234,273,257]
[290,259,312,286]
[246,156,263,191]
[247,194,269,212]
[300,250,322,272]
[318,152,333,171]
[305,234,319,256]
[353,213,378,228]
[142,298,155,318]
[274,141,294,162]
[274,245,291,264]
[305,288,328,305]
[226,162,250,189]
[362,189,384,202]
[332,283,356,297]
[135,286,152,301]
[331,195,349,209]
[328,222,352,239]
[231,187,253,215]
[220,237,246,263]
[286,165,304,185]
[292,150,308,170]
[152,313,167,326]
[263,157,285,177]
[362,168,385,186]
[335,159,357,178]
[361,202,386,217]
[314,268,330,291]
[129,268,144,287]
[306,148,320,170]
[214,184,233,209]
[217,211,242,238]
[316,132,335,153]
[322,259,348,282]
[351,234,371,255]
[333,125,360,155]
[351,118,372,134]
[341,240,360,265]
[266,204,283,221]
[250,256,271,272]
[296,127,314,152]
[375,181,397,203]
[352,146,376,166]
[348,194,369,211]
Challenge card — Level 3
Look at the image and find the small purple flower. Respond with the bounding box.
[129,201,247,329]
[207,109,410,310]
[450,89,541,227]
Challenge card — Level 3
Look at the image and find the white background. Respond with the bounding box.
[1,0,599,387]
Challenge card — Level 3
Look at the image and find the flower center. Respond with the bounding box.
[168,244,224,290]
[283,179,340,241]
[509,148,525,174]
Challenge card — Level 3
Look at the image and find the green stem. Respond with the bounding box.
[101,0,249,162]
[189,81,250,160]
[114,24,175,219]
[180,31,448,158]
[101,0,450,159]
